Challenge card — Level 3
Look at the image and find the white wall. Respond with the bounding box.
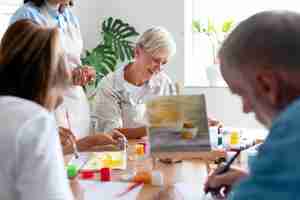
[74,0,263,129]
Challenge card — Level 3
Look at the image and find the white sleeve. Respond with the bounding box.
[94,83,123,132]
[16,113,73,200]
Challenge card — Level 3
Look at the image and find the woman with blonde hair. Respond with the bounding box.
[0,19,81,200]
[94,27,177,139]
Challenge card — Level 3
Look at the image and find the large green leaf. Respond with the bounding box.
[81,17,139,94]
[101,17,139,62]
[82,45,117,76]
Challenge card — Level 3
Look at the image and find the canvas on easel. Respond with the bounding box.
[146,94,211,153]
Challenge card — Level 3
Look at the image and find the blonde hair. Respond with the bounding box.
[136,26,176,58]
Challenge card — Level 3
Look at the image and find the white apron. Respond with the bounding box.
[41,6,90,139]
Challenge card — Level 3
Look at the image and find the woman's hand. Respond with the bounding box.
[208,117,222,127]
[204,166,248,199]
[72,65,96,86]
[59,127,76,148]
[112,129,126,141]
[64,131,125,154]
[90,133,119,146]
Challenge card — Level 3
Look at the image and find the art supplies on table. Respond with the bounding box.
[82,151,127,170]
[67,151,126,181]
[146,94,211,153]
[120,170,164,186]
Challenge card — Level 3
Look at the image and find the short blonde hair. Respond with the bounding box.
[136,26,176,58]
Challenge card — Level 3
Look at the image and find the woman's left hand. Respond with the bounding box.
[208,117,222,127]
[72,65,96,86]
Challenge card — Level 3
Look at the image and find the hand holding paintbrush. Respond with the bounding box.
[204,150,246,199]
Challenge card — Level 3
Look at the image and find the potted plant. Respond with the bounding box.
[81,17,139,98]
[192,18,234,86]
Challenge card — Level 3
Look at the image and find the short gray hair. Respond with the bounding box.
[219,10,300,72]
[136,26,176,58]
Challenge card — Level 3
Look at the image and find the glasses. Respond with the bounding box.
[143,49,168,66]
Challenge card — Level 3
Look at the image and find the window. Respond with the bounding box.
[0,0,21,38]
[184,0,300,87]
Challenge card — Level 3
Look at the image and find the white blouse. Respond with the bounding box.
[0,97,73,200]
[94,66,176,132]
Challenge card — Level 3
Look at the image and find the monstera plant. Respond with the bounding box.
[82,17,139,97]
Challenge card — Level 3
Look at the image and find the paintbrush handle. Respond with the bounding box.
[66,109,79,159]
[215,150,241,175]
[115,182,143,198]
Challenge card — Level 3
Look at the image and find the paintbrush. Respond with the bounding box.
[115,182,144,198]
[66,109,79,159]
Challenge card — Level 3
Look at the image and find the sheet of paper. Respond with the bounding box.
[83,152,127,170]
[68,152,127,170]
[174,183,213,200]
[80,180,142,200]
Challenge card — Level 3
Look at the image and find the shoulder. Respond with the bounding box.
[267,97,300,142]
[274,97,300,125]
[0,96,49,118]
[260,98,300,155]
[0,96,54,134]
[10,3,46,25]
[0,96,56,156]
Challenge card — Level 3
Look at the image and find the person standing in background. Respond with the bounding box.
[10,0,123,154]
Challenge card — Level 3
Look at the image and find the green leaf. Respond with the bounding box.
[192,20,202,33]
[124,45,133,61]
[82,17,139,91]
[222,19,234,33]
[117,41,125,62]
[207,18,216,34]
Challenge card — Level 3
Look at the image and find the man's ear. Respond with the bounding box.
[255,70,280,107]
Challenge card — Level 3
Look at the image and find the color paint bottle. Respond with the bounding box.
[67,164,78,179]
[100,167,111,182]
[217,128,223,149]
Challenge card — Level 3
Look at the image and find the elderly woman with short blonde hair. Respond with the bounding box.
[94,27,177,139]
